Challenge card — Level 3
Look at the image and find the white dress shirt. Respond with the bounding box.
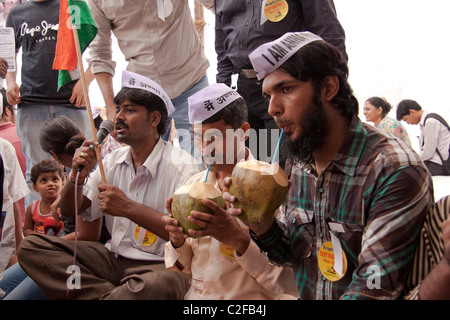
[82,138,203,261]
[419,111,450,165]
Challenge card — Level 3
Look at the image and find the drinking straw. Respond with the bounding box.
[271,129,284,164]
[204,162,212,182]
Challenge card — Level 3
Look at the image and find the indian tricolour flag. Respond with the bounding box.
[52,0,97,91]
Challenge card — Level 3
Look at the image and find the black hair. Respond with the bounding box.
[201,97,248,129]
[396,99,422,121]
[39,115,85,156]
[30,159,64,185]
[280,40,358,118]
[113,87,169,135]
[366,96,392,117]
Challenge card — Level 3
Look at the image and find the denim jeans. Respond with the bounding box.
[0,263,48,300]
[162,74,209,161]
[16,104,92,207]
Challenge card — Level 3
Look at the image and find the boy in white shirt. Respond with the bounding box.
[163,83,298,300]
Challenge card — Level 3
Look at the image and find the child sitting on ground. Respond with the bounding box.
[23,159,65,237]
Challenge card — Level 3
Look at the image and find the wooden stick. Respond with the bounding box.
[71,23,107,184]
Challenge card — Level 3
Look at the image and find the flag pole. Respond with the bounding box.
[71,22,107,184]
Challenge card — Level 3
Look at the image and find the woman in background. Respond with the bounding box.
[364,96,412,148]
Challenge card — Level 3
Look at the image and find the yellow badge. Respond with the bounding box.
[264,0,289,23]
[220,243,236,260]
[135,225,156,247]
[318,241,347,281]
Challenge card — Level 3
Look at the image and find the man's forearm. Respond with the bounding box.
[93,72,116,120]
[5,71,16,86]
[13,201,23,251]
[418,260,450,299]
[125,202,170,241]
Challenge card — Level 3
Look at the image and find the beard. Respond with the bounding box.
[280,99,330,164]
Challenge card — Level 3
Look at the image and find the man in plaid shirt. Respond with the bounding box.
[223,32,434,299]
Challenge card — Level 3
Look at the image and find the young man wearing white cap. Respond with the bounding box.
[162,83,298,299]
[223,32,434,299]
[17,71,203,300]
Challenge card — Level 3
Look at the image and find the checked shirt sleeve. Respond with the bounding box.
[340,165,433,299]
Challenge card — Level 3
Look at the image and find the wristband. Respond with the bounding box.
[70,170,86,187]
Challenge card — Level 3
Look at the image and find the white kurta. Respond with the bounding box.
[0,138,29,273]
[165,150,298,299]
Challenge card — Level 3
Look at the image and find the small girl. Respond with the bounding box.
[23,159,65,237]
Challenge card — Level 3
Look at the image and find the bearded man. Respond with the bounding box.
[223,32,434,300]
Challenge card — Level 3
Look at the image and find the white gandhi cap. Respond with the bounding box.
[249,31,323,80]
[188,83,242,124]
[121,70,175,115]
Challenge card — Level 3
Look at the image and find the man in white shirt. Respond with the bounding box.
[396,99,450,176]
[17,71,203,299]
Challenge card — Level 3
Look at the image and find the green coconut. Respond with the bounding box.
[171,182,226,236]
[229,159,289,224]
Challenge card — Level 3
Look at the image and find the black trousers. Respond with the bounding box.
[424,160,445,176]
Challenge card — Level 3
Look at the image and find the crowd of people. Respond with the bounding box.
[0,0,449,302]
